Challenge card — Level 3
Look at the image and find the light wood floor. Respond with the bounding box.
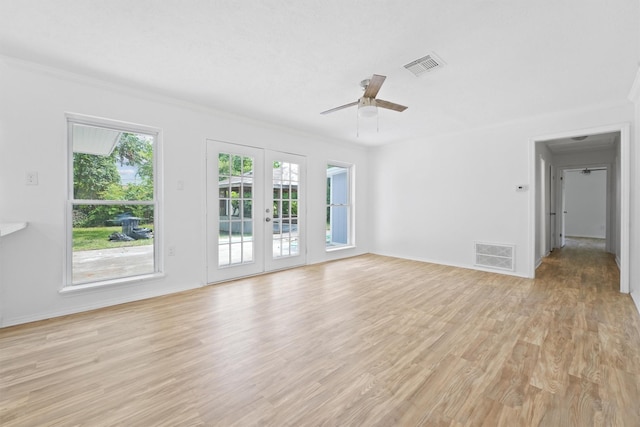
[2,238,640,426]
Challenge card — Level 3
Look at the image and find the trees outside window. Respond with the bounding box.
[67,117,159,286]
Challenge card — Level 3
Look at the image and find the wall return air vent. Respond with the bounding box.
[474,242,515,272]
[404,53,445,76]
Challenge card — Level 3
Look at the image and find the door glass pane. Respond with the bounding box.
[272,160,300,259]
[218,152,254,267]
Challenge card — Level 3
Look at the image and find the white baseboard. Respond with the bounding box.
[371,251,532,279]
[1,281,201,328]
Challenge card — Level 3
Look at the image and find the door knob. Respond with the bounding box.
[265,218,271,222]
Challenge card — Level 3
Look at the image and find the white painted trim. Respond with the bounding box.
[59,273,165,294]
[628,67,640,103]
[64,113,164,289]
[2,281,199,328]
[528,132,537,278]
[371,250,532,279]
[632,291,640,316]
[0,222,27,237]
[530,122,631,293]
[326,160,356,249]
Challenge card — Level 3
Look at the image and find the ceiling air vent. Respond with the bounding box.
[404,53,445,76]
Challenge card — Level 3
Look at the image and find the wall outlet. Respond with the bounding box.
[168,246,176,256]
[26,171,38,185]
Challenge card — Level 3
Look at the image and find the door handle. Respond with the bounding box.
[550,212,556,216]
[265,217,271,222]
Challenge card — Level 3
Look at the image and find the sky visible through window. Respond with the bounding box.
[118,164,140,185]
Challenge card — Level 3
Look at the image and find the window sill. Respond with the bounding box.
[326,245,356,253]
[59,272,165,294]
[0,222,28,237]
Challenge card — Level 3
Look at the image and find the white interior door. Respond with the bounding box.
[207,141,306,283]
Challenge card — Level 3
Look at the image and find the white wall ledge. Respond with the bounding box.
[0,222,28,237]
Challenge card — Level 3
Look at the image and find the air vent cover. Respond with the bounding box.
[404,53,445,76]
[474,242,515,271]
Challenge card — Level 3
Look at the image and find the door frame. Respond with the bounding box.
[205,140,307,284]
[529,123,630,293]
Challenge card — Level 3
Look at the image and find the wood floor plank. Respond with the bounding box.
[1,237,640,426]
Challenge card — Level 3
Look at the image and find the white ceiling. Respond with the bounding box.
[545,132,619,154]
[0,1,638,146]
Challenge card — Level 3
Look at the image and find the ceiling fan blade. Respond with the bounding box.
[363,74,386,98]
[320,101,359,115]
[376,99,408,112]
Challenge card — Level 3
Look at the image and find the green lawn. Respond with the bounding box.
[73,225,153,251]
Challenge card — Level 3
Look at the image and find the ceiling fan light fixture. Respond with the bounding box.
[358,98,378,117]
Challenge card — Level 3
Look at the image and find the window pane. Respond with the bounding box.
[219,185,231,198]
[326,164,352,248]
[290,163,299,182]
[327,206,349,246]
[230,243,243,264]
[242,157,253,174]
[231,155,242,176]
[242,200,253,219]
[72,204,154,284]
[218,151,255,268]
[242,242,253,262]
[242,184,252,198]
[72,125,154,201]
[218,153,230,176]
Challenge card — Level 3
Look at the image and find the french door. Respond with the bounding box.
[207,140,306,283]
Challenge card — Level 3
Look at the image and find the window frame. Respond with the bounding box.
[326,161,355,251]
[63,113,163,290]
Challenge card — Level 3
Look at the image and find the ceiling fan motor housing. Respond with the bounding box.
[358,97,378,117]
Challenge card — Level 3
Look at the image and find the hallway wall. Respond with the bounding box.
[564,169,607,238]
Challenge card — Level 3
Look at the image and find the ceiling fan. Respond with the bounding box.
[320,74,408,116]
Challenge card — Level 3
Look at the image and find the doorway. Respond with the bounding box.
[530,124,630,293]
[207,140,306,283]
[562,167,608,243]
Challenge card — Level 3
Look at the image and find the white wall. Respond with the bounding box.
[630,66,640,308]
[370,104,634,278]
[564,169,607,238]
[0,57,370,327]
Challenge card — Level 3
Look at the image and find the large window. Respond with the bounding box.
[67,116,160,286]
[326,163,353,249]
